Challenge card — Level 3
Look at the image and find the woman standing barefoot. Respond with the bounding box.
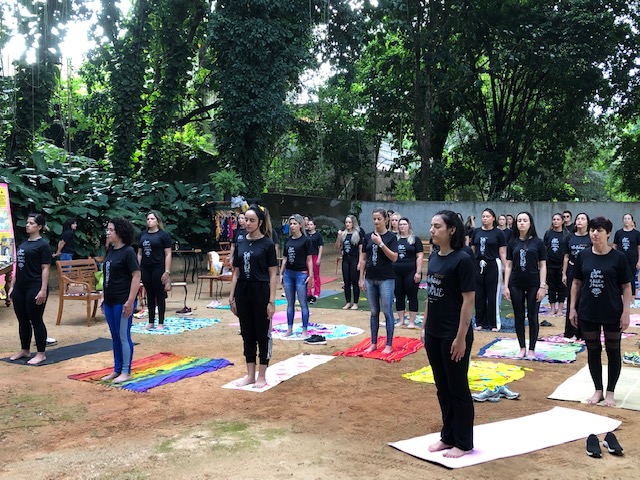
[336,215,363,310]
[423,210,475,458]
[562,213,591,340]
[9,213,51,365]
[393,217,423,328]
[306,218,323,303]
[543,213,567,316]
[613,213,640,300]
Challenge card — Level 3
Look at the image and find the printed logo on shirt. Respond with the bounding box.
[371,244,379,266]
[589,269,604,297]
[570,243,588,259]
[551,238,559,253]
[426,273,445,300]
[344,239,351,254]
[16,247,25,269]
[287,246,296,265]
[142,239,152,257]
[480,236,487,255]
[243,251,251,279]
[104,260,111,287]
[398,243,406,260]
[519,249,527,271]
[622,237,630,251]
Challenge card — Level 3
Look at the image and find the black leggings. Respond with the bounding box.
[627,259,637,296]
[342,256,360,304]
[509,284,540,350]
[475,260,499,329]
[581,320,622,392]
[141,265,167,324]
[547,266,565,304]
[235,281,272,366]
[394,265,419,312]
[12,283,48,352]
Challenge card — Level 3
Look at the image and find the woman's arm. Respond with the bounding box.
[53,239,66,257]
[162,247,172,284]
[499,246,507,272]
[621,282,632,331]
[137,248,142,266]
[358,250,367,290]
[123,270,141,319]
[569,278,583,327]
[451,291,475,362]
[267,265,277,319]
[537,260,548,302]
[414,252,424,283]
[421,294,429,344]
[562,254,569,285]
[229,267,240,316]
[316,245,323,264]
[502,260,512,300]
[35,264,50,305]
[306,254,314,288]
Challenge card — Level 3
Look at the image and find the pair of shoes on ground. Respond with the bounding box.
[540,320,553,327]
[206,300,221,309]
[175,306,192,315]
[307,295,317,304]
[304,334,327,345]
[623,351,640,366]
[586,432,623,457]
[472,385,520,402]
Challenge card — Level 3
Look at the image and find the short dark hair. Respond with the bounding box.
[435,210,465,249]
[109,217,135,246]
[562,210,572,218]
[588,216,613,234]
[483,208,497,227]
[63,218,77,230]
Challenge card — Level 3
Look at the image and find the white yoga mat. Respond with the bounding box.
[221,353,334,392]
[548,365,640,410]
[389,406,620,468]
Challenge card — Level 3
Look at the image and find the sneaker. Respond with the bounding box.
[586,434,602,458]
[496,385,520,400]
[176,306,192,315]
[309,296,316,304]
[471,388,501,402]
[623,351,640,366]
[304,335,327,345]
[540,320,553,327]
[46,337,57,346]
[603,432,623,456]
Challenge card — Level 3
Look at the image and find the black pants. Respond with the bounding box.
[425,330,474,451]
[547,266,565,304]
[627,259,637,296]
[564,273,581,339]
[141,265,167,324]
[342,256,360,304]
[475,260,499,329]
[12,283,48,352]
[509,284,540,350]
[581,320,622,392]
[394,265,419,312]
[235,281,272,365]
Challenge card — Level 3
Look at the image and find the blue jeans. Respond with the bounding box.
[283,269,310,329]
[366,278,395,346]
[59,253,73,261]
[104,303,135,374]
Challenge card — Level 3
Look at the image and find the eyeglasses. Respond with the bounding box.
[562,215,570,218]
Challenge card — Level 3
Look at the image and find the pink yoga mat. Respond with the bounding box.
[229,310,307,327]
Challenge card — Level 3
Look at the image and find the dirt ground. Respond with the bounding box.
[0,252,638,480]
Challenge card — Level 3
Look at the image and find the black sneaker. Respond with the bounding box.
[304,335,326,345]
[309,296,316,304]
[586,434,602,458]
[603,432,623,455]
[540,320,553,327]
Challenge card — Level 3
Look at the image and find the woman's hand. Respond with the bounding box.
[502,286,511,301]
[122,300,134,319]
[359,278,366,291]
[450,337,466,362]
[229,299,238,317]
[267,302,275,320]
[413,272,421,284]
[35,289,47,305]
[569,308,578,327]
[621,310,630,331]
[161,271,170,285]
[536,287,546,302]
[562,274,567,286]
[279,274,283,284]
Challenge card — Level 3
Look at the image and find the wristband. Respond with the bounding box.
[165,270,171,274]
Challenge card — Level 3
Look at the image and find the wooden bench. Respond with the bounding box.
[56,258,102,326]
[195,251,232,299]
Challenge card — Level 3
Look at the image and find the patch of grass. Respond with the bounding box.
[210,421,249,434]
[0,391,87,430]
[157,439,175,453]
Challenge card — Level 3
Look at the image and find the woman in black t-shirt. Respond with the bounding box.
[101,217,141,383]
[280,214,314,338]
[53,217,77,261]
[9,213,52,365]
[570,217,632,407]
[336,215,363,310]
[503,212,547,360]
[393,217,423,329]
[306,218,324,302]
[229,205,278,389]
[562,212,591,339]
[423,210,475,458]
[137,211,172,330]
[359,208,398,355]
[229,212,246,266]
[543,213,567,317]
[613,213,640,297]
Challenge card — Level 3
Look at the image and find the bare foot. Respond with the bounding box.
[9,350,30,361]
[491,327,500,332]
[474,326,483,331]
[526,350,537,360]
[443,447,472,458]
[283,328,293,337]
[235,375,256,387]
[407,323,417,329]
[301,329,308,339]
[101,372,120,381]
[428,440,453,452]
[254,377,267,389]
[26,353,46,365]
[382,345,393,355]
[603,392,616,407]
[515,348,526,359]
[587,390,604,405]
[144,323,154,330]
[342,303,352,310]
[157,324,165,330]
[112,373,132,383]
[364,344,377,354]
[350,304,358,310]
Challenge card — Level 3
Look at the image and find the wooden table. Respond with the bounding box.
[173,249,203,283]
[0,263,13,307]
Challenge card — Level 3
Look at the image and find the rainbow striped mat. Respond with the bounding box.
[68,352,233,392]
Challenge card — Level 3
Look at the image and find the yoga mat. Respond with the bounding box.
[548,365,640,410]
[404,360,530,391]
[229,312,289,327]
[222,353,334,392]
[319,276,338,285]
[334,336,423,363]
[310,292,371,310]
[271,322,364,340]
[631,313,640,326]
[214,299,286,310]
[478,338,585,363]
[0,338,114,366]
[131,317,220,335]
[539,332,636,345]
[389,406,621,469]
[69,352,233,393]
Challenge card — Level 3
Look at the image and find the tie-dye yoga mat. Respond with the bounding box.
[478,338,585,363]
[539,332,636,345]
[271,322,364,340]
[334,336,423,363]
[403,360,531,391]
[68,352,233,392]
[214,299,286,310]
[130,317,220,335]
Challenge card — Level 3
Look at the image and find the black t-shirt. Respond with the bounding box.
[307,231,324,256]
[342,232,362,259]
[507,237,547,287]
[394,236,423,273]
[232,228,246,246]
[138,230,171,268]
[573,248,632,324]
[233,236,278,282]
[613,228,640,265]
[543,230,566,269]
[103,245,140,305]
[363,230,398,280]
[564,233,592,275]
[425,249,476,339]
[471,227,506,261]
[283,235,313,271]
[61,229,75,254]
[15,238,52,288]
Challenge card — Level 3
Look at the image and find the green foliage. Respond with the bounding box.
[209,170,246,198]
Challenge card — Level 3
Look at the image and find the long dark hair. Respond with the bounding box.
[435,210,465,250]
[247,204,273,238]
[482,208,497,228]
[62,218,77,231]
[511,211,538,247]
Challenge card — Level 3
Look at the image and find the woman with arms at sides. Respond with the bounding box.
[470,208,507,332]
[228,205,278,388]
[137,211,172,330]
[503,212,547,360]
[393,217,424,329]
[228,212,247,263]
[570,217,632,406]
[543,213,567,317]
[497,214,512,244]
[336,215,363,310]
[422,210,475,458]
[613,213,640,302]
[280,214,314,338]
[359,208,399,355]
[9,213,52,365]
[101,217,141,383]
[562,212,591,340]
[306,218,324,303]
